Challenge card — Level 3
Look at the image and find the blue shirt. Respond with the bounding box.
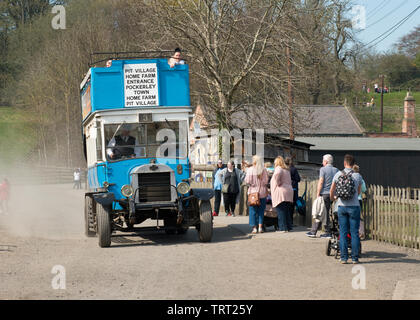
[320,164,339,195]
[213,168,223,190]
[358,179,367,201]
[333,168,363,207]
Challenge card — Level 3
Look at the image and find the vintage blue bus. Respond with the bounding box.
[81,52,214,247]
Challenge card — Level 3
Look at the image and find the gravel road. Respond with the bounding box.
[1,184,420,300]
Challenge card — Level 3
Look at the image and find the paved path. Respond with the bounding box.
[1,185,420,300]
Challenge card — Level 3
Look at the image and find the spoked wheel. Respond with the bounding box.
[96,202,112,248]
[326,239,332,256]
[84,196,96,237]
[198,200,213,242]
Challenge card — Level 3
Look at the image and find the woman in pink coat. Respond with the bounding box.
[270,157,294,232]
[244,155,269,234]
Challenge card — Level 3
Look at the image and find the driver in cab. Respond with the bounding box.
[107,124,141,160]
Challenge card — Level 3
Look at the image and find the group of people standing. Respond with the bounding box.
[212,155,300,235]
[211,153,366,264]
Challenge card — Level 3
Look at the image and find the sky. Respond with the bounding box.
[352,0,420,53]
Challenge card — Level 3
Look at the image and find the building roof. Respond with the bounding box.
[296,137,420,151]
[192,104,364,136]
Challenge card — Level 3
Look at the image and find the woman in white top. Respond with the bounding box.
[168,48,185,68]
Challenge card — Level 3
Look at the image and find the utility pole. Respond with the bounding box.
[380,75,384,132]
[287,45,294,141]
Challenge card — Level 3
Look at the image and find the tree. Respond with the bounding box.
[4,0,54,27]
[397,25,420,59]
[325,0,356,102]
[415,52,420,69]
[379,54,418,87]
[137,0,291,130]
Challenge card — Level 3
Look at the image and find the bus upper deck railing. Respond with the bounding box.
[89,51,188,67]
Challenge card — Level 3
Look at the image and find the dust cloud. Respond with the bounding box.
[0,166,85,240]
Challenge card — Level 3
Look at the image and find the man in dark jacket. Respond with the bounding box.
[285,157,300,227]
[107,125,138,160]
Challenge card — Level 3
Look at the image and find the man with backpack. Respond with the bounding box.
[330,154,363,264]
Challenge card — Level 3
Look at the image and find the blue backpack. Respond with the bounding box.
[295,184,307,216]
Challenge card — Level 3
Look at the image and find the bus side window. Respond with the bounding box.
[96,124,103,161]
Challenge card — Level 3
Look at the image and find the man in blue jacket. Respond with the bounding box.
[212,159,226,216]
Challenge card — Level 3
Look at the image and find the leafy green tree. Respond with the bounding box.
[379,54,418,87]
[415,52,420,69]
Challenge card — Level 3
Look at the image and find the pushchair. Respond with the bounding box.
[325,204,362,259]
[263,194,279,232]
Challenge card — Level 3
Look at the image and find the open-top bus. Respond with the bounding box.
[81,52,214,247]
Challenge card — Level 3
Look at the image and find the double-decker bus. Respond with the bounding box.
[81,52,214,247]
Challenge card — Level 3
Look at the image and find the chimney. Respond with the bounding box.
[402,92,417,137]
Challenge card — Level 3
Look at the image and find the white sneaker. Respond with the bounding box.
[258,227,264,233]
[251,228,257,234]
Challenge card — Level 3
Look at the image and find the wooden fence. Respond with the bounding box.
[363,185,420,249]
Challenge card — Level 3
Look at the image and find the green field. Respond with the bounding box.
[348,91,420,132]
[0,106,37,166]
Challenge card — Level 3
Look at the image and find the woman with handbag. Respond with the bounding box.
[244,155,269,234]
[219,160,244,216]
[271,156,294,233]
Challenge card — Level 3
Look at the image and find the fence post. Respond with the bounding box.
[418,189,420,249]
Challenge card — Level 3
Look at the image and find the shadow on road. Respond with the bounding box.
[108,225,252,248]
[361,250,420,265]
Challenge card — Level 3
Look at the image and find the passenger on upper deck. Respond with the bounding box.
[106,60,112,67]
[106,124,141,160]
[168,48,185,68]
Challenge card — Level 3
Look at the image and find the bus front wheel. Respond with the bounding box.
[96,203,111,248]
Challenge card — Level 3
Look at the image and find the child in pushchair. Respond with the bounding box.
[263,194,279,231]
[325,201,362,259]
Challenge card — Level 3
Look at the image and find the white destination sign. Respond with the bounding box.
[124,63,159,107]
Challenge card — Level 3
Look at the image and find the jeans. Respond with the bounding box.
[249,197,267,227]
[338,206,361,261]
[289,190,298,225]
[214,190,221,214]
[276,202,292,231]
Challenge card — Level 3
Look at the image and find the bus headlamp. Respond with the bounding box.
[177,182,190,195]
[121,185,134,198]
